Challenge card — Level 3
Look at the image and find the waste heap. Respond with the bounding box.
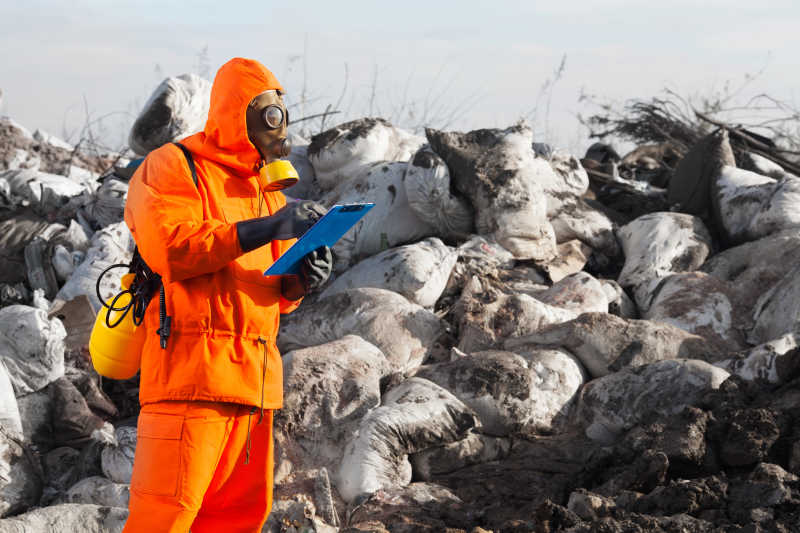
[0,75,798,533]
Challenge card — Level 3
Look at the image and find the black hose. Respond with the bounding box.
[95,258,161,330]
[96,263,131,312]
[106,289,133,328]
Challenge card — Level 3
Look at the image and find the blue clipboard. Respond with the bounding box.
[264,203,374,276]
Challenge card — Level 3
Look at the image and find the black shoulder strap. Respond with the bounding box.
[172,142,198,188]
[151,142,198,350]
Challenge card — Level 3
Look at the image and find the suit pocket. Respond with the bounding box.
[130,413,183,496]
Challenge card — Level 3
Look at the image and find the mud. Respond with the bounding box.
[353,375,800,532]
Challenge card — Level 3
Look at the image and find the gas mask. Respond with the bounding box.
[246,90,299,191]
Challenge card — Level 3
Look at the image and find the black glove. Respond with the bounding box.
[300,246,333,292]
[281,246,333,300]
[237,201,327,252]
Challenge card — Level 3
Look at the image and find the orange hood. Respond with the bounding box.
[183,57,283,176]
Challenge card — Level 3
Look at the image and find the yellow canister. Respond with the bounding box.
[89,273,146,380]
[259,159,299,191]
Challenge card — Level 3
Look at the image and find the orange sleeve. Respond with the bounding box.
[124,145,241,283]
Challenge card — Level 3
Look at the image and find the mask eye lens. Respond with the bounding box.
[263,106,284,129]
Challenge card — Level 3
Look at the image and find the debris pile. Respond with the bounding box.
[1,76,799,533]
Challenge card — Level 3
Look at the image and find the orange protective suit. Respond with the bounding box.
[122,58,300,532]
[125,402,274,532]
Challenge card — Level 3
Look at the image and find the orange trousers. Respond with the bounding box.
[123,401,274,533]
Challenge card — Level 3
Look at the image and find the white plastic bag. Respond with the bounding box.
[320,238,457,308]
[336,377,478,502]
[55,222,134,311]
[426,124,557,260]
[404,145,473,238]
[0,305,66,396]
[308,118,424,191]
[128,73,211,155]
[1,169,87,204]
[0,360,21,434]
[322,161,436,271]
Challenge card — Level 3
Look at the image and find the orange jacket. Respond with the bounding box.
[124,58,301,409]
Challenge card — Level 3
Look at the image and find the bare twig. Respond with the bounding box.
[695,110,800,174]
[524,53,568,142]
[319,104,333,133]
[544,54,567,142]
[334,63,349,113]
[293,110,341,124]
[580,56,800,164]
[368,63,378,117]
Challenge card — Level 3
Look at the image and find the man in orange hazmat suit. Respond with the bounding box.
[122,57,332,532]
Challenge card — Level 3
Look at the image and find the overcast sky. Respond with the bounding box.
[2,0,798,154]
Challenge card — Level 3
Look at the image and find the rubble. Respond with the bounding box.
[15,388,51,445]
[344,483,475,532]
[0,213,58,290]
[48,295,95,353]
[545,240,592,283]
[264,497,337,533]
[49,377,111,449]
[3,85,800,531]
[85,176,128,229]
[600,279,638,319]
[702,228,800,312]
